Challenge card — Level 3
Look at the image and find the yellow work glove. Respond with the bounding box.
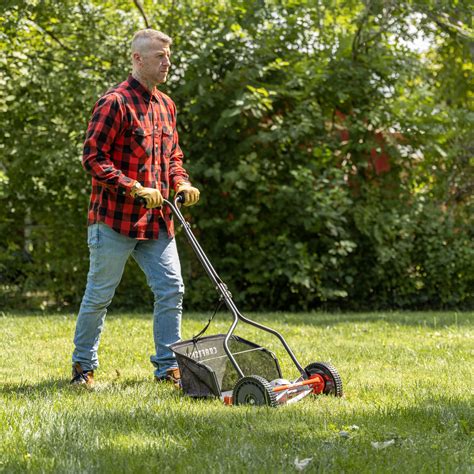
[131,183,163,209]
[177,182,200,207]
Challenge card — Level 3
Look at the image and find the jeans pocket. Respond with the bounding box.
[87,224,100,249]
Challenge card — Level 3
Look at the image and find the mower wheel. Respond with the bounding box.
[305,362,343,397]
[233,375,278,407]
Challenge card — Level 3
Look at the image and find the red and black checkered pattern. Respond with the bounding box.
[82,74,190,239]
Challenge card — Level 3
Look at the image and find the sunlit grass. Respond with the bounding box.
[1,311,472,473]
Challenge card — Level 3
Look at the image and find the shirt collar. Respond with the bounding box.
[127,74,160,101]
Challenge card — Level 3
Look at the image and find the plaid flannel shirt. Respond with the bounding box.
[83,74,190,239]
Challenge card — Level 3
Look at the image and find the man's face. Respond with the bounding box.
[138,39,171,85]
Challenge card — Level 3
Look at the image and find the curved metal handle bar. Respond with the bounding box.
[164,197,225,288]
[163,198,245,376]
[163,197,305,377]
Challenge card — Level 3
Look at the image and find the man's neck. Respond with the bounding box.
[132,71,156,94]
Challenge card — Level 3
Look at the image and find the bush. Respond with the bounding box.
[0,1,472,311]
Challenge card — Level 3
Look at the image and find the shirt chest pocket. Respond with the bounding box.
[161,126,174,158]
[131,127,153,160]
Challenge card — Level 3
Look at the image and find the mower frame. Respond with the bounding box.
[165,195,343,405]
[165,196,305,379]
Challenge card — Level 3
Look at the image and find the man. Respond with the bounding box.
[71,29,199,388]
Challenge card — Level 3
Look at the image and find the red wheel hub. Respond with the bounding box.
[309,373,325,394]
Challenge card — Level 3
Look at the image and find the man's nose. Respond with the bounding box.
[162,56,171,67]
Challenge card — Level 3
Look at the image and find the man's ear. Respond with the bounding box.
[132,52,142,64]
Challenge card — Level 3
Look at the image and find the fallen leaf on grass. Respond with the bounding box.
[294,457,313,471]
[339,430,350,438]
[371,439,395,450]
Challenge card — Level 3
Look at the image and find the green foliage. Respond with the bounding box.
[349,190,473,308]
[0,1,472,310]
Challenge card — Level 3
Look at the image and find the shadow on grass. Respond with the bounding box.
[0,378,71,395]
[0,377,156,397]
[2,384,471,473]
[1,310,472,328]
[111,310,473,328]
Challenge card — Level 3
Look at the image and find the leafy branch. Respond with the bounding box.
[132,0,151,28]
[25,18,73,52]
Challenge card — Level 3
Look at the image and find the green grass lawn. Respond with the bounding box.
[0,310,472,473]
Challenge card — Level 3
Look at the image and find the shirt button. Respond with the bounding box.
[154,125,158,129]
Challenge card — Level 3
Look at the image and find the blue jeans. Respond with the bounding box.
[72,222,184,378]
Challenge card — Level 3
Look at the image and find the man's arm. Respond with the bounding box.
[167,102,191,191]
[82,94,135,196]
[167,102,199,206]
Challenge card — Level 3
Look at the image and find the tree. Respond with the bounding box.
[0,0,472,310]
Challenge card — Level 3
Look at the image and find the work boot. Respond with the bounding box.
[155,367,181,388]
[70,362,94,388]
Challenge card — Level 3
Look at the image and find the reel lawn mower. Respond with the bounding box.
[166,195,343,407]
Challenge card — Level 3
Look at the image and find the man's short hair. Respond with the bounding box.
[131,29,172,54]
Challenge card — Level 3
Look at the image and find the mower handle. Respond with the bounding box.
[175,192,185,205]
[163,192,306,378]
[136,192,185,208]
